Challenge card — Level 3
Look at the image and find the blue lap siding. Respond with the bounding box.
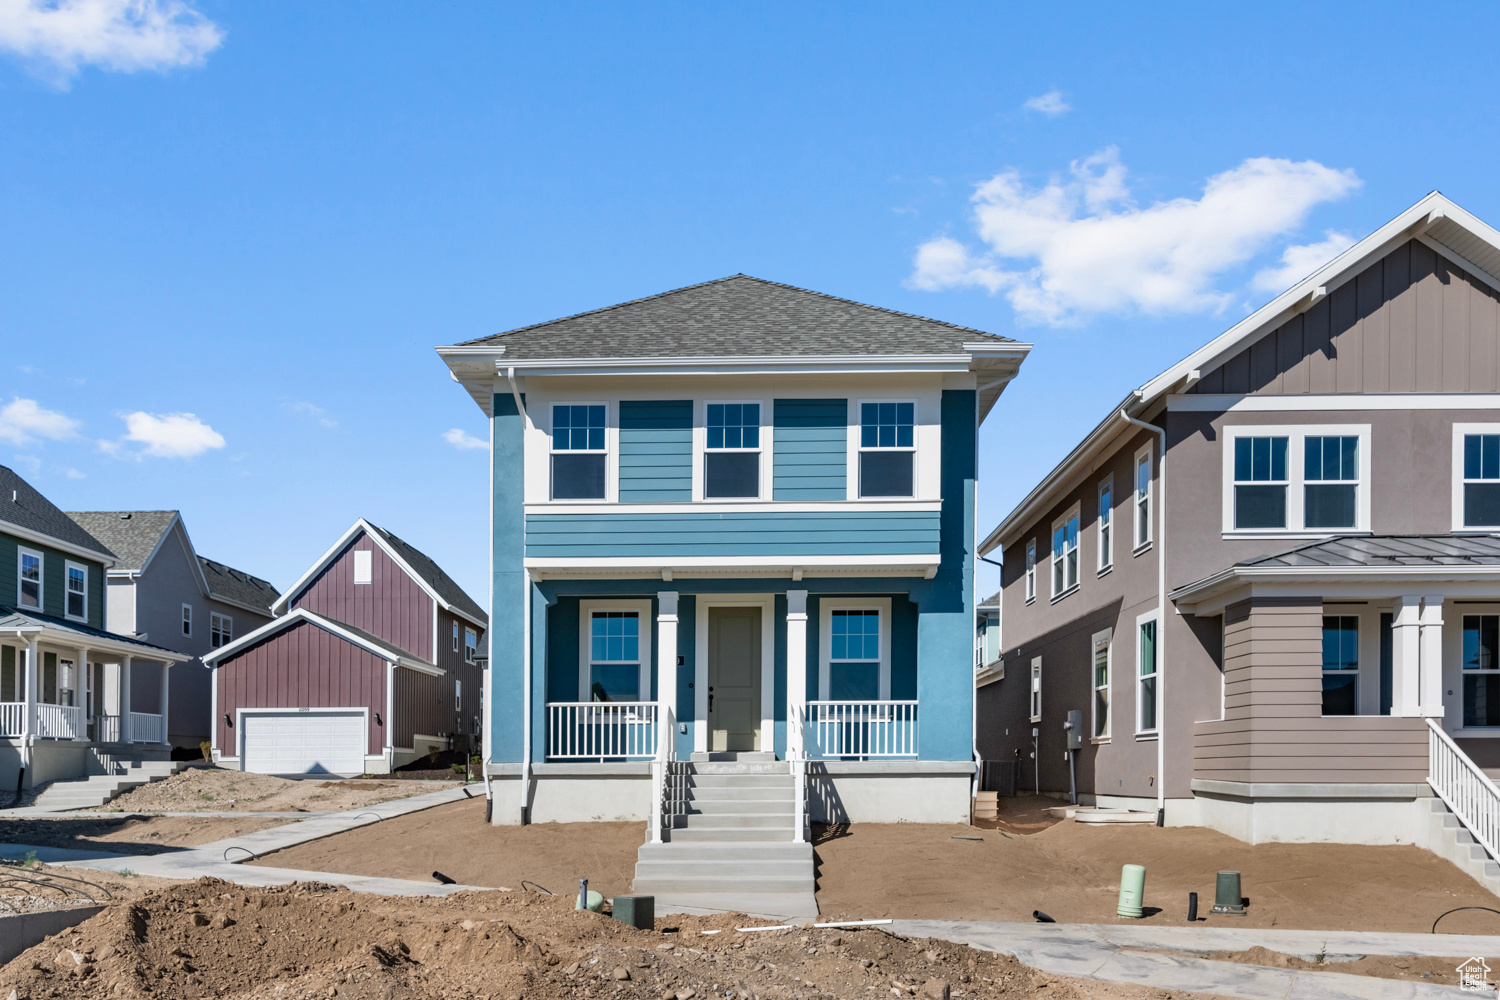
[772,398,847,501]
[524,511,941,557]
[619,400,693,503]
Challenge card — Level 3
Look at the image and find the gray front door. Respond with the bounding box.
[708,606,761,751]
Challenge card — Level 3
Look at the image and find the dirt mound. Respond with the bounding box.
[0,877,1196,999]
[100,768,457,814]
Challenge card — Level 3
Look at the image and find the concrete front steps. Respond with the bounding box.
[31,760,189,811]
[1425,793,1500,898]
[632,760,817,918]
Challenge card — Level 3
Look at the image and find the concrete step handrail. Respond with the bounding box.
[1428,718,1500,861]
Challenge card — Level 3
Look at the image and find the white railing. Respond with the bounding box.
[95,713,123,743]
[805,700,918,759]
[546,702,657,760]
[1429,718,1500,861]
[37,703,86,740]
[0,702,23,737]
[129,711,165,744]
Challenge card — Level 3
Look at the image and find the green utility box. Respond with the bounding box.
[612,895,655,930]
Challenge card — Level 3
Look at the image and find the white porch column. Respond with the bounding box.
[120,655,133,742]
[1391,596,1422,717]
[786,590,809,760]
[78,647,90,742]
[656,591,679,760]
[23,637,39,739]
[1420,596,1446,719]
[158,662,171,745]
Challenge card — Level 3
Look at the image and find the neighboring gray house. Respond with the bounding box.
[66,511,278,750]
[978,192,1500,860]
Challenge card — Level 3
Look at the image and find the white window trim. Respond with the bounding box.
[64,559,87,622]
[1136,609,1160,737]
[1050,502,1081,601]
[1133,444,1153,553]
[818,596,893,701]
[1319,611,1361,718]
[455,678,463,711]
[1091,627,1113,741]
[549,400,614,504]
[696,398,770,502]
[210,612,233,649]
[1097,475,1114,574]
[352,549,372,585]
[1453,423,1500,531]
[181,602,193,637]
[1028,656,1042,722]
[1221,424,1372,537]
[853,397,919,500]
[578,599,653,704]
[17,546,42,611]
[465,627,478,663]
[1024,539,1037,604]
[451,622,460,653]
[1450,605,1500,734]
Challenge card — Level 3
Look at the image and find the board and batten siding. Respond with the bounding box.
[1192,597,1428,784]
[290,531,432,660]
[525,510,940,558]
[1192,239,1500,396]
[618,400,693,503]
[772,398,847,501]
[392,667,446,748]
[214,619,386,757]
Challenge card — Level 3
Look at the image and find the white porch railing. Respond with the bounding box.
[95,713,123,743]
[546,702,657,760]
[37,703,86,740]
[1428,718,1500,861]
[0,702,22,737]
[805,700,918,759]
[129,711,165,744]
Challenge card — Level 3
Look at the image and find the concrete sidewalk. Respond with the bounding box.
[894,919,1500,1000]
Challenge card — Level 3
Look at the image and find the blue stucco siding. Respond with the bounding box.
[773,398,847,501]
[619,400,693,502]
[525,511,939,558]
[491,393,526,764]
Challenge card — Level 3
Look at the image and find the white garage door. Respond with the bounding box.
[242,711,366,775]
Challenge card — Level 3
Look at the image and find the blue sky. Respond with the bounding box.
[1,1,1497,601]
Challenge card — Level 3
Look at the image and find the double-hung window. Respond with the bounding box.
[1134,448,1152,550]
[829,609,880,701]
[65,561,87,620]
[1233,435,1289,529]
[451,622,460,652]
[1029,657,1042,722]
[181,603,193,637]
[1091,630,1111,739]
[18,549,41,611]
[1097,477,1113,573]
[210,613,233,648]
[1024,540,1036,603]
[551,404,607,500]
[1321,615,1358,715]
[1050,509,1079,598]
[1458,428,1500,530]
[704,403,761,498]
[586,608,644,703]
[1463,615,1500,727]
[1304,436,1359,529]
[1226,426,1370,533]
[465,627,478,663]
[859,401,915,498]
[1137,616,1158,733]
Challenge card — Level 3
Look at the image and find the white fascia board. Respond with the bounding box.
[527,500,942,515]
[1170,393,1500,413]
[28,626,193,663]
[395,658,445,677]
[1171,561,1500,613]
[0,519,118,568]
[524,554,939,579]
[201,606,437,671]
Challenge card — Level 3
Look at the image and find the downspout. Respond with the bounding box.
[1119,407,1167,827]
[506,366,532,824]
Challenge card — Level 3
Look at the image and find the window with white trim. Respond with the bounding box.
[1304,436,1360,529]
[819,597,891,700]
[353,549,372,585]
[1459,427,1500,530]
[465,627,477,663]
[1092,629,1111,739]
[1050,508,1079,598]
[451,622,460,652]
[1321,615,1358,716]
[65,561,87,621]
[551,403,607,500]
[579,601,652,704]
[1137,617,1158,733]
[1028,657,1042,722]
[1463,614,1500,727]
[1224,425,1370,534]
[1097,476,1113,573]
[210,612,232,648]
[1233,435,1289,529]
[58,658,75,707]
[455,679,463,711]
[1024,540,1036,603]
[181,603,193,637]
[18,548,41,611]
[1134,447,1152,550]
[858,401,915,498]
[704,402,761,498]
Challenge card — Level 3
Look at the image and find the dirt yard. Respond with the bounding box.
[1174,946,1473,986]
[251,796,1500,936]
[98,768,460,814]
[0,862,180,914]
[0,815,290,856]
[0,876,1221,1000]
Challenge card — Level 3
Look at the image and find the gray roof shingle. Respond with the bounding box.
[198,557,279,614]
[1238,534,1500,569]
[368,523,487,626]
[0,604,178,654]
[64,511,176,572]
[457,274,1014,358]
[0,466,116,559]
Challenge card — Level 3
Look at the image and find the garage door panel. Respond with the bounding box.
[242,711,365,775]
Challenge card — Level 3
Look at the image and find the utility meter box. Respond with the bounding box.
[1065,709,1083,750]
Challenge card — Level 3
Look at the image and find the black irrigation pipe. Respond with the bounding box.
[0,875,95,904]
[223,846,257,863]
[352,813,383,822]
[20,868,114,901]
[1432,906,1500,934]
[520,881,553,896]
[0,895,20,913]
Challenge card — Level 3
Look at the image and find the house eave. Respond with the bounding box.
[0,518,117,569]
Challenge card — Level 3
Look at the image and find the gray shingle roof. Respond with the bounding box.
[367,523,487,626]
[64,511,176,572]
[457,274,1014,358]
[198,557,279,614]
[1239,534,1500,569]
[0,466,115,559]
[0,604,178,654]
[335,617,436,665]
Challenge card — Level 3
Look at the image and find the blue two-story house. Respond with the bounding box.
[439,275,1027,913]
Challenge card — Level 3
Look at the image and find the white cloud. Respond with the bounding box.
[12,454,41,474]
[0,0,223,87]
[1023,90,1070,117]
[61,466,84,478]
[1252,229,1357,292]
[0,396,80,445]
[443,428,487,451]
[286,401,337,428]
[909,147,1361,325]
[116,410,224,458]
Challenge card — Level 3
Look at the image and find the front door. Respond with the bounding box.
[708,606,761,751]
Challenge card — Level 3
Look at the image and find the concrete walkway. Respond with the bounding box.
[893,919,1500,1000]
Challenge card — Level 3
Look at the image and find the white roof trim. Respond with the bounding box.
[0,518,117,568]
[200,606,437,672]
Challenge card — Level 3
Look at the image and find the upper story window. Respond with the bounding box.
[1024,540,1036,603]
[704,402,761,498]
[451,622,460,652]
[1224,425,1370,535]
[1050,508,1079,599]
[65,561,87,621]
[1457,426,1500,530]
[1097,477,1113,573]
[210,612,233,648]
[181,603,193,636]
[552,403,607,500]
[858,401,915,498]
[18,548,42,610]
[465,627,478,663]
[353,549,372,585]
[1134,446,1152,550]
